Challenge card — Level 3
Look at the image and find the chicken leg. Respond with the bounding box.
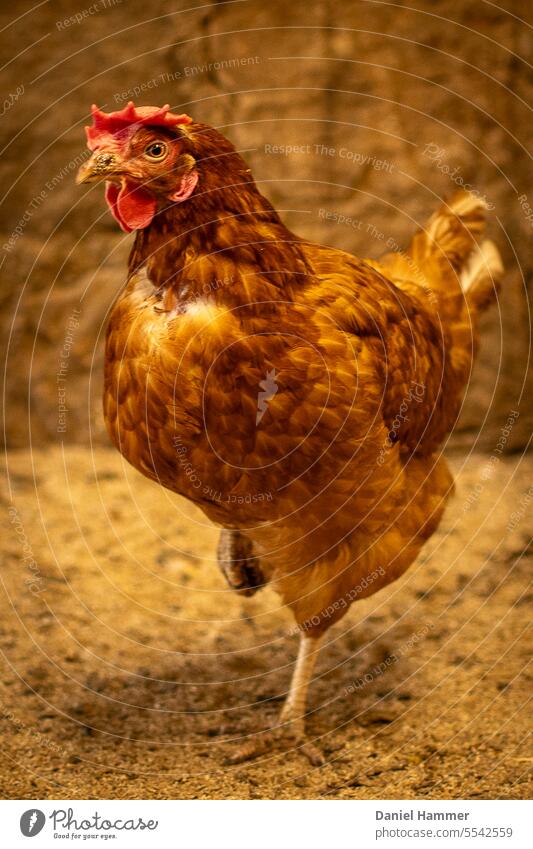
[226,633,325,765]
[217,529,264,596]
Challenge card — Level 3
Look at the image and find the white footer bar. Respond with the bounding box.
[2,799,530,848]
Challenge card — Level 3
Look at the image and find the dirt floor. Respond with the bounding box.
[0,447,531,800]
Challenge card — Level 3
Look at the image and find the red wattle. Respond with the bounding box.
[105,181,157,232]
[105,183,126,231]
[104,171,198,232]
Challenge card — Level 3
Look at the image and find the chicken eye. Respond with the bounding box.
[144,141,168,160]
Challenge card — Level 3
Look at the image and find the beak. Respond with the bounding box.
[76,151,120,185]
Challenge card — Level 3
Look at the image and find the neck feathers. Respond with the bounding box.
[128,141,312,307]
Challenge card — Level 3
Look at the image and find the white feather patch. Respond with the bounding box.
[460,240,503,292]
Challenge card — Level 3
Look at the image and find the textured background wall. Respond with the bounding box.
[1,0,531,450]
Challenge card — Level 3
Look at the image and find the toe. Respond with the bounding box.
[300,740,325,766]
[224,731,274,764]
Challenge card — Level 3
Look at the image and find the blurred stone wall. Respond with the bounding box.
[1,0,531,450]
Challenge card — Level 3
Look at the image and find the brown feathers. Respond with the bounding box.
[102,124,502,633]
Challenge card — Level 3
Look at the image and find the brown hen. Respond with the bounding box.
[77,103,503,764]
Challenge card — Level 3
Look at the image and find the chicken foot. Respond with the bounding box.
[217,529,264,596]
[226,633,325,766]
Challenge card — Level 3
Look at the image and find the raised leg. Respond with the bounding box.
[226,633,325,765]
[217,529,264,596]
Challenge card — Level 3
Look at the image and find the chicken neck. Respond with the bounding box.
[127,179,314,310]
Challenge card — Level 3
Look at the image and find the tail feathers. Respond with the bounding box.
[460,238,503,311]
[410,190,488,273]
[406,190,503,312]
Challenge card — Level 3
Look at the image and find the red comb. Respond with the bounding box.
[85,102,192,150]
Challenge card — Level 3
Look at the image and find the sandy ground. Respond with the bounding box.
[0,446,531,800]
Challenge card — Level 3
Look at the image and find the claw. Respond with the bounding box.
[300,739,326,766]
[224,723,324,766]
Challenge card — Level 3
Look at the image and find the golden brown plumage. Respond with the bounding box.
[78,104,503,763]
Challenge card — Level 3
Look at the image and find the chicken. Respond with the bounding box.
[77,102,503,764]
